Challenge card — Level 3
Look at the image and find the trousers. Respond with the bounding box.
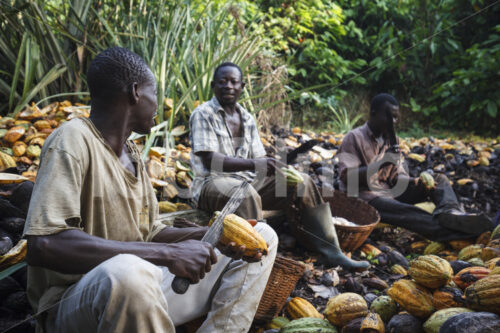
[369,174,480,241]
[47,223,277,333]
[197,173,324,220]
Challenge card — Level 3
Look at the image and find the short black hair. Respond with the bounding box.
[87,47,153,101]
[213,62,243,81]
[370,93,399,114]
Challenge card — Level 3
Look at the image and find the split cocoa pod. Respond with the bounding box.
[453,266,490,290]
[209,212,268,257]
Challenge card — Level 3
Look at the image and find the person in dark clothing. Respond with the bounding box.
[337,93,493,241]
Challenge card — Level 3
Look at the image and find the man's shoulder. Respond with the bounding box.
[190,99,218,120]
[42,118,93,157]
[342,125,365,143]
[46,118,87,143]
[348,124,366,136]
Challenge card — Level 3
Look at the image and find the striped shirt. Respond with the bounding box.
[189,96,266,203]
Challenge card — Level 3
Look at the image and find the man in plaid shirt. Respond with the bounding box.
[189,62,369,270]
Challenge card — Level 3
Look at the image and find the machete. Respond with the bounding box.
[171,181,250,294]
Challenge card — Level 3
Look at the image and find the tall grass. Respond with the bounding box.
[0,1,270,155]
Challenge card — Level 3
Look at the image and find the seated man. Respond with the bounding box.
[189,62,368,270]
[23,47,278,333]
[337,93,492,241]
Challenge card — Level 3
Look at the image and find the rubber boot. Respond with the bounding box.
[437,209,493,235]
[297,203,370,270]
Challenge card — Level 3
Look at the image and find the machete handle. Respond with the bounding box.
[172,276,190,294]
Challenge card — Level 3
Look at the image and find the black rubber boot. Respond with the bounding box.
[437,209,493,235]
[297,203,370,270]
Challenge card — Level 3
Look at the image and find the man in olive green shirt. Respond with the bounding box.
[24,47,277,333]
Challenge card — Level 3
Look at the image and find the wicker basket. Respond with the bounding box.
[323,190,380,252]
[254,255,306,323]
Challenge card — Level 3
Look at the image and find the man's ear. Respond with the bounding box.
[241,81,246,89]
[210,80,215,90]
[128,82,140,105]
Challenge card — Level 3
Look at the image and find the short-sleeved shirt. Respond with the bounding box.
[189,97,266,202]
[23,118,166,329]
[337,123,408,202]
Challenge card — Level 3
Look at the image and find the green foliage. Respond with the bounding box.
[336,0,500,133]
[1,0,498,135]
[245,0,366,91]
[0,1,267,127]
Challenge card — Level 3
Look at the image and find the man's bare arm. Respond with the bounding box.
[151,226,208,243]
[26,229,216,283]
[197,151,285,176]
[197,151,255,172]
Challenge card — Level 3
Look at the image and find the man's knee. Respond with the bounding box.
[243,184,262,205]
[254,222,278,253]
[96,254,162,293]
[435,174,450,184]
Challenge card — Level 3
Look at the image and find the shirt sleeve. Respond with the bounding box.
[189,110,219,153]
[23,147,84,236]
[249,118,266,158]
[337,132,363,180]
[147,222,167,242]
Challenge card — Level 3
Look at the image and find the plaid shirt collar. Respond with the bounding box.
[209,96,252,124]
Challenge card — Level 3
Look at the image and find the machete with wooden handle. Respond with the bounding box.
[386,108,400,154]
[171,181,250,294]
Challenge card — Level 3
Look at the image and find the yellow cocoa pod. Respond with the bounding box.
[33,120,51,131]
[324,292,368,327]
[424,242,446,255]
[286,297,323,319]
[458,244,483,261]
[175,202,192,211]
[26,145,41,159]
[158,201,177,213]
[465,274,500,314]
[0,240,27,270]
[456,178,474,186]
[29,137,46,147]
[361,312,385,333]
[24,132,48,144]
[467,160,480,167]
[12,141,27,157]
[408,255,453,289]
[211,213,268,257]
[419,171,435,190]
[0,151,16,171]
[490,267,500,275]
[391,264,408,276]
[175,171,192,188]
[411,241,429,254]
[481,247,500,262]
[3,126,25,143]
[485,257,500,270]
[479,156,490,166]
[387,280,435,319]
[408,153,426,163]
